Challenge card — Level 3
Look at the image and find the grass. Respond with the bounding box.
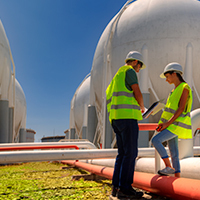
[0,162,112,200]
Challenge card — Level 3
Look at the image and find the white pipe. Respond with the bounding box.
[153,130,162,174]
[1,141,200,156]
[136,157,200,180]
[193,146,200,155]
[0,141,97,149]
[83,104,88,127]
[140,44,149,93]
[184,42,193,88]
[82,156,200,180]
[191,108,200,134]
[0,149,117,164]
[1,145,200,164]
[1,143,200,180]
[192,79,200,103]
[81,146,200,160]
[148,78,160,101]
[139,146,200,157]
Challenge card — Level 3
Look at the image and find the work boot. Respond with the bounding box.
[117,188,143,199]
[111,186,118,197]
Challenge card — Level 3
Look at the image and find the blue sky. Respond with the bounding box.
[0,0,128,142]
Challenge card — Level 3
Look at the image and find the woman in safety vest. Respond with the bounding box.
[152,62,193,178]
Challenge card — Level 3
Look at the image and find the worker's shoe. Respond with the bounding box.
[158,167,175,176]
[117,188,143,199]
[111,186,118,197]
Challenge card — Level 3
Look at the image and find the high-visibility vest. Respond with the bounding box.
[106,65,143,123]
[159,82,193,139]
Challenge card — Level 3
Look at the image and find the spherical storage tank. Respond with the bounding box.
[0,20,12,100]
[0,20,27,143]
[69,75,91,138]
[90,0,200,119]
[15,79,27,141]
[0,20,13,142]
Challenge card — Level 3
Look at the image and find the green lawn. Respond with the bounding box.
[0,162,112,200]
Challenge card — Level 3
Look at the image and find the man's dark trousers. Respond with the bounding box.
[112,119,139,190]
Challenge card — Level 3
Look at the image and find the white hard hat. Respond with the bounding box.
[125,51,146,69]
[160,62,183,78]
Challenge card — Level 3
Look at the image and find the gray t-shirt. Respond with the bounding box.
[125,68,138,91]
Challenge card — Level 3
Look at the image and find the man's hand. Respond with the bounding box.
[141,107,146,113]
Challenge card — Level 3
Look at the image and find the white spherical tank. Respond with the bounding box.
[91,0,200,114]
[15,79,27,139]
[0,20,12,100]
[70,75,90,134]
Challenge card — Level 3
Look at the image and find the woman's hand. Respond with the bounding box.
[156,122,170,132]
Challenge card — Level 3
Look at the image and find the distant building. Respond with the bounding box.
[41,135,65,142]
[26,129,36,142]
[64,129,69,139]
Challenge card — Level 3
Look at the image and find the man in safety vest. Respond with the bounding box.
[106,51,146,199]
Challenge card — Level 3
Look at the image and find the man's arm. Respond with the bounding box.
[131,83,145,113]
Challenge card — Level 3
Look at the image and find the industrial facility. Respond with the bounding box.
[1,0,200,199]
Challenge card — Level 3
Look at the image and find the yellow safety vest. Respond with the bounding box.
[106,65,143,123]
[159,82,193,139]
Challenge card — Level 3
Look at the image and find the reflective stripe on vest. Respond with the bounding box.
[106,65,143,122]
[111,104,141,110]
[160,118,192,129]
[106,91,134,104]
[158,82,192,139]
[164,107,190,118]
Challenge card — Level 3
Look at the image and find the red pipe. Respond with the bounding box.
[0,145,79,151]
[62,160,200,200]
[133,171,200,200]
[138,123,200,131]
[61,160,113,180]
[138,123,158,131]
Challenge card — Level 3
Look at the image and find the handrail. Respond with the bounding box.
[0,145,79,151]
[138,123,158,131]
[138,123,200,131]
